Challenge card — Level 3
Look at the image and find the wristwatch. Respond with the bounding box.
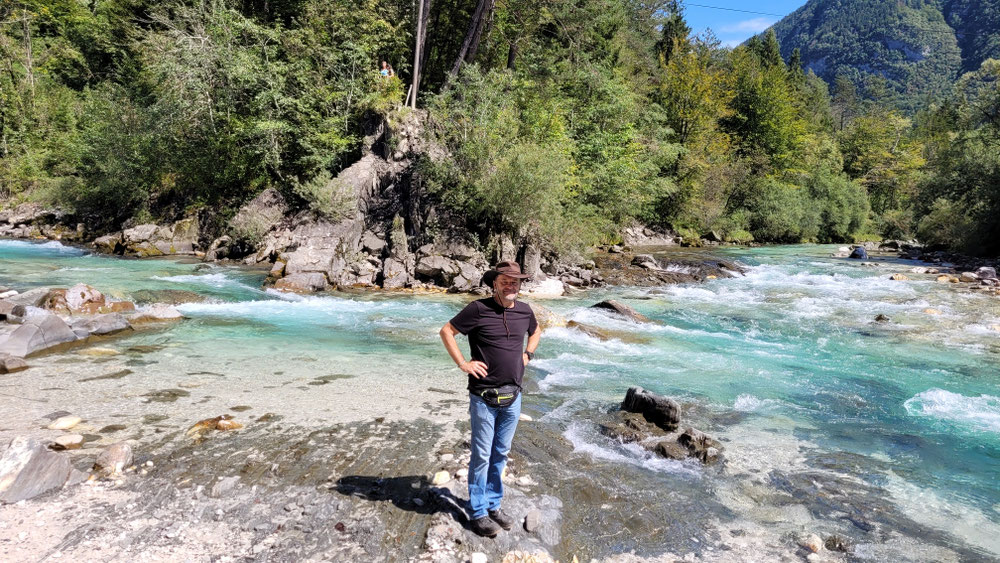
[525,351,535,360]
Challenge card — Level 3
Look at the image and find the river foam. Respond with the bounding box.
[904,388,1000,434]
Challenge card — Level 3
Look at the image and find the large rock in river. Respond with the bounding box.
[590,300,653,323]
[849,247,868,259]
[0,313,78,357]
[621,386,681,430]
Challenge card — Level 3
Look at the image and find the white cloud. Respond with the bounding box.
[719,17,777,34]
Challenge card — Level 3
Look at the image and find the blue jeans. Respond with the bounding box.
[467,392,521,520]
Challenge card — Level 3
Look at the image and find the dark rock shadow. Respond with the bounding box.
[333,475,472,530]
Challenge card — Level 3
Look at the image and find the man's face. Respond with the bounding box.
[494,274,521,301]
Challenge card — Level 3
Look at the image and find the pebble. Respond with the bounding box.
[52,434,84,450]
[456,468,468,480]
[471,553,488,563]
[439,453,454,462]
[519,413,533,422]
[923,308,943,315]
[48,416,82,430]
[798,533,823,553]
[431,470,451,485]
[888,273,908,281]
[524,509,541,532]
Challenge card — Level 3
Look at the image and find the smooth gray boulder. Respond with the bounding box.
[69,313,131,338]
[3,287,56,308]
[0,437,82,503]
[274,272,329,292]
[976,266,997,280]
[621,386,681,430]
[0,313,78,357]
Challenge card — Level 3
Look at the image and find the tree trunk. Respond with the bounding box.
[450,0,491,76]
[506,41,518,70]
[410,0,430,108]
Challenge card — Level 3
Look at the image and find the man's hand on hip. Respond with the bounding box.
[460,360,489,379]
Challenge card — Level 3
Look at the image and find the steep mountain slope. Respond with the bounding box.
[769,0,999,109]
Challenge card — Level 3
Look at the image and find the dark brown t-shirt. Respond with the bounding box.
[449,298,538,394]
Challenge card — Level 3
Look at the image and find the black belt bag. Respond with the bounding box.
[479,384,520,408]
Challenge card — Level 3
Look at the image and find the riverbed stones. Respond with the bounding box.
[93,442,133,476]
[849,247,868,259]
[51,434,84,450]
[48,416,82,430]
[431,470,451,485]
[0,354,28,373]
[960,271,979,282]
[590,300,652,323]
[889,273,909,281]
[621,387,681,430]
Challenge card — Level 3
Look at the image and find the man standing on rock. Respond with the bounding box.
[439,260,541,538]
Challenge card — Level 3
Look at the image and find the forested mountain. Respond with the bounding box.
[770,0,1000,110]
[1,1,998,256]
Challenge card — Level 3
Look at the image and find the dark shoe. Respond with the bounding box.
[470,515,501,537]
[488,509,514,530]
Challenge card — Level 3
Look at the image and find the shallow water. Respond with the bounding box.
[2,239,1000,560]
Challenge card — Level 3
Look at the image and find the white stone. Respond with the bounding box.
[519,413,533,422]
[431,470,451,485]
[0,290,17,299]
[455,468,468,480]
[53,434,83,450]
[470,553,488,563]
[47,416,81,430]
[439,453,454,462]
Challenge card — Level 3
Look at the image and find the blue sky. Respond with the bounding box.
[680,1,808,48]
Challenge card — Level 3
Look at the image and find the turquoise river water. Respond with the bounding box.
[2,239,999,561]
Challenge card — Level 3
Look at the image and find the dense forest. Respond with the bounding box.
[1,0,999,256]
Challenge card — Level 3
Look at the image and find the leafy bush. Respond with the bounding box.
[291,171,356,221]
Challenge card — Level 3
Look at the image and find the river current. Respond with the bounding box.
[2,239,999,561]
